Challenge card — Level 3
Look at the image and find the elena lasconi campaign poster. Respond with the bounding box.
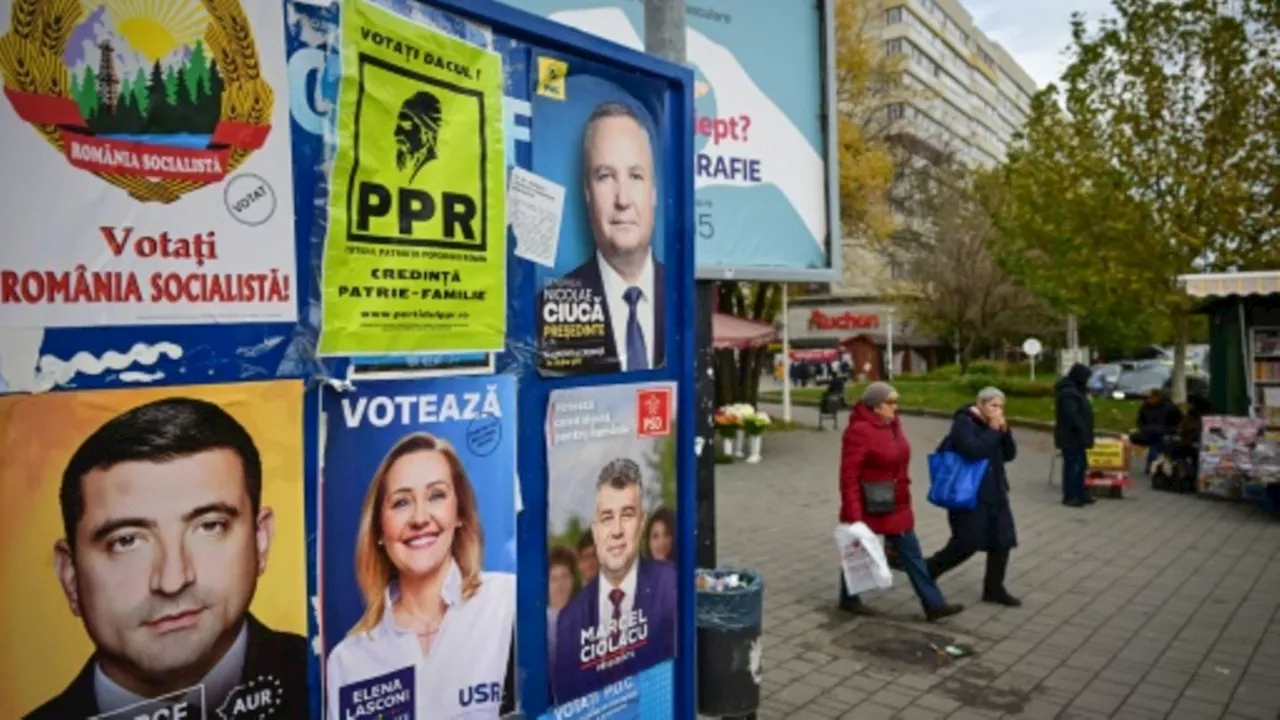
[321,375,517,719]
[544,381,678,719]
[0,0,298,329]
[530,51,669,377]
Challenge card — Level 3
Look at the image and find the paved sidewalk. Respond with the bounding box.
[712,403,1280,720]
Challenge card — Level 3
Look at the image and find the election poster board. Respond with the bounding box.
[0,380,308,720]
[321,375,517,718]
[531,52,668,377]
[545,381,678,718]
[0,0,298,328]
[504,0,835,281]
[319,0,507,356]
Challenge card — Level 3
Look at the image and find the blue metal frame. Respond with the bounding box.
[421,1,697,717]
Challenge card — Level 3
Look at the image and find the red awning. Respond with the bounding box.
[791,348,838,362]
[712,313,778,349]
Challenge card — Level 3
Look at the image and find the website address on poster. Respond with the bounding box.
[360,309,468,323]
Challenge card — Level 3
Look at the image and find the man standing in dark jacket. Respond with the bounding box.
[1055,364,1096,507]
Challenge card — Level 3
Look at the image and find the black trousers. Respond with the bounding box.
[929,541,1011,596]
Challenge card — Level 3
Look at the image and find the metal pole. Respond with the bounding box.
[644,0,715,573]
[886,308,895,380]
[781,285,792,422]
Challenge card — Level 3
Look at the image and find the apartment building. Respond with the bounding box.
[831,0,1037,297]
[880,0,1037,166]
[794,0,1039,376]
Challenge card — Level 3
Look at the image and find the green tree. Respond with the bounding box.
[184,40,211,103]
[147,60,168,131]
[75,66,99,119]
[993,0,1280,401]
[132,67,148,118]
[162,64,179,106]
[195,60,224,133]
[889,154,1056,370]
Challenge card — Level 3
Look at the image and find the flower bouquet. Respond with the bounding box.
[742,411,771,464]
[716,403,755,457]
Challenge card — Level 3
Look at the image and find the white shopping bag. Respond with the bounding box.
[834,522,894,595]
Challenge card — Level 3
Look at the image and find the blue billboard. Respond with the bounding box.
[500,0,839,281]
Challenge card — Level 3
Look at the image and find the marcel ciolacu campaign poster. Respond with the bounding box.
[322,375,517,719]
[0,0,297,328]
[545,381,678,719]
[319,0,506,355]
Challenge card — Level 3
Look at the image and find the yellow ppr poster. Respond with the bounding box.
[319,0,506,355]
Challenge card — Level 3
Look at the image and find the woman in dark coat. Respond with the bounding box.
[926,386,1022,607]
[839,382,964,622]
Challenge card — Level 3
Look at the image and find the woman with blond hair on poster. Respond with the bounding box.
[326,433,515,719]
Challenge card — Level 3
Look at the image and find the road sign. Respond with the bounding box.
[1022,337,1043,357]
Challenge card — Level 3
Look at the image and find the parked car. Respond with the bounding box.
[1110,362,1209,401]
[1088,363,1122,396]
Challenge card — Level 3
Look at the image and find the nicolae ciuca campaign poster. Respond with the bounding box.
[322,375,518,719]
[0,380,309,720]
[0,0,297,328]
[545,382,678,719]
[529,51,668,377]
[319,0,507,356]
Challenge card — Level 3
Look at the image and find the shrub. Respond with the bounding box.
[966,361,1003,376]
[958,376,1055,397]
[921,364,963,380]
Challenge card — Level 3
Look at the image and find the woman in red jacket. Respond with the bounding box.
[839,382,964,622]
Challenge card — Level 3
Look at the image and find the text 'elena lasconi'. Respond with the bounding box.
[341,387,504,428]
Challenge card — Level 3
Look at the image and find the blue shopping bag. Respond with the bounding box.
[927,445,989,511]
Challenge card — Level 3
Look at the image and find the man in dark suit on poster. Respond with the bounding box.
[551,459,676,704]
[539,101,666,375]
[27,398,307,720]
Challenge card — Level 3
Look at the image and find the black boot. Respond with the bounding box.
[982,549,1022,607]
[925,603,965,622]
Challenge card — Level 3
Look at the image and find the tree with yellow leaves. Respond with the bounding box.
[716,0,905,406]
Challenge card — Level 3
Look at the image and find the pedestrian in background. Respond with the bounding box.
[1054,363,1096,507]
[927,387,1022,607]
[838,382,964,622]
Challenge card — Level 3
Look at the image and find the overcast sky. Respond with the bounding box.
[963,0,1116,88]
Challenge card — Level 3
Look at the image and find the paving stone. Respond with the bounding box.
[714,405,1280,720]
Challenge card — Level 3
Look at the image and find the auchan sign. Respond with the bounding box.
[808,309,880,331]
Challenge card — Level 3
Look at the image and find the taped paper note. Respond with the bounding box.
[509,167,565,268]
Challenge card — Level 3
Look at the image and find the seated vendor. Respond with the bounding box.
[1129,389,1183,472]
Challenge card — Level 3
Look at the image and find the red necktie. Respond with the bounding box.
[609,588,625,645]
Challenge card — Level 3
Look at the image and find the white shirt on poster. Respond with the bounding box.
[326,562,515,719]
[595,560,639,637]
[597,251,656,369]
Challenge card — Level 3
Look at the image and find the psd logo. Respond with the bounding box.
[637,387,672,438]
[338,666,414,720]
[0,0,273,204]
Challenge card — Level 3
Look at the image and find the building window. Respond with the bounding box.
[885,7,903,24]
[886,103,905,121]
[885,38,903,55]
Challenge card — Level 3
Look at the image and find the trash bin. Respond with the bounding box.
[695,568,764,718]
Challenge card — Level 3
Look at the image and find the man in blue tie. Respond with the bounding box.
[553,101,666,373]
